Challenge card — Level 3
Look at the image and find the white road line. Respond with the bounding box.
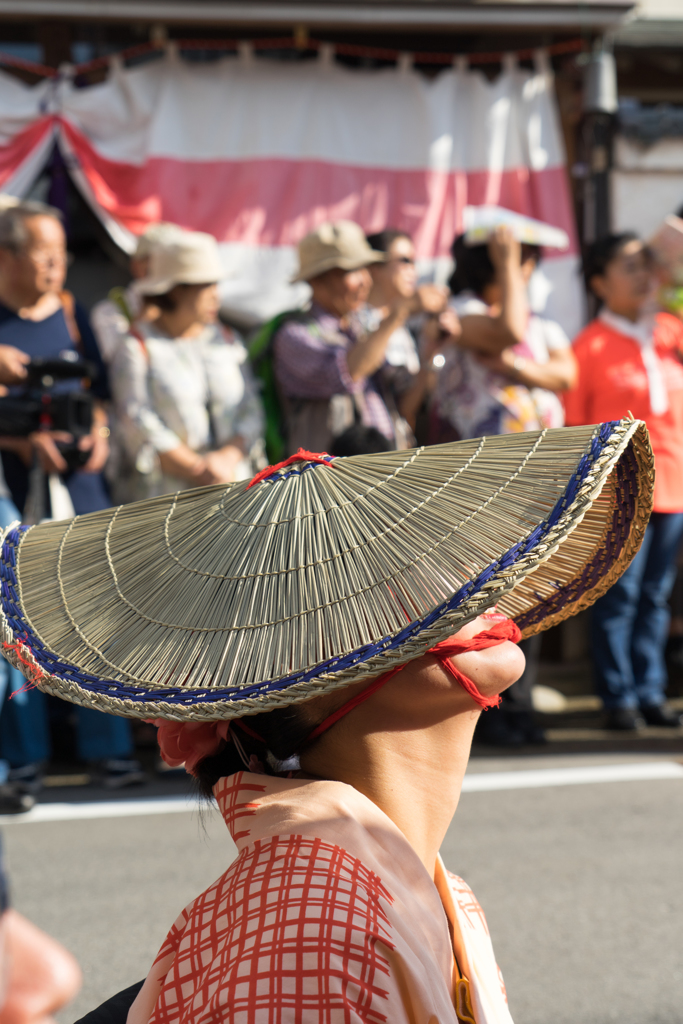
[0,761,681,824]
[461,760,683,792]
[0,796,200,825]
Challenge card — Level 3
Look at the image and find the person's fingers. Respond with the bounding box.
[0,910,82,1024]
[438,310,461,338]
[417,284,448,314]
[30,435,69,475]
[30,432,73,446]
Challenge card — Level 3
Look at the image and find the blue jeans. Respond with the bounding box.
[591,511,683,709]
[0,496,132,766]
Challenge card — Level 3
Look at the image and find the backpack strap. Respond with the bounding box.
[108,285,134,324]
[60,290,82,351]
[129,325,150,363]
[247,309,317,365]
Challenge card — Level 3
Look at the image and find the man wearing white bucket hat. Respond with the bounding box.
[110,231,264,503]
[91,222,185,365]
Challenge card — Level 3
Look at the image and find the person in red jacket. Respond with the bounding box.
[565,233,683,730]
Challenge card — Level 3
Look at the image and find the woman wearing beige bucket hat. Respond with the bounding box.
[110,231,264,503]
[1,422,653,1023]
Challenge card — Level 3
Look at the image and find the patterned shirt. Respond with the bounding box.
[432,294,568,440]
[129,773,514,1024]
[273,303,395,451]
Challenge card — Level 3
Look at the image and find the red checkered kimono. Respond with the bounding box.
[130,772,514,1024]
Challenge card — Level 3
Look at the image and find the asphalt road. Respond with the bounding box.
[5,753,683,1024]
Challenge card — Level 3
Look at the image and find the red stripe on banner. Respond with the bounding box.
[61,120,577,257]
[0,117,54,190]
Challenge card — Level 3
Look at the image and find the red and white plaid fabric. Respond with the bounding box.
[131,773,514,1024]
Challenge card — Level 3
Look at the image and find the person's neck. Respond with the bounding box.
[310,293,355,322]
[156,312,207,340]
[0,285,61,321]
[603,304,643,325]
[301,711,478,878]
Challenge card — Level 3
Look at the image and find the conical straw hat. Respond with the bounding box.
[0,419,652,722]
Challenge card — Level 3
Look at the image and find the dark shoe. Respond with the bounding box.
[475,709,526,747]
[95,759,147,790]
[0,783,35,814]
[8,762,44,795]
[605,708,646,731]
[640,703,682,728]
[507,709,548,746]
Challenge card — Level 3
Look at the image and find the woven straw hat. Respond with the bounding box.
[135,231,224,295]
[0,420,652,722]
[292,220,386,282]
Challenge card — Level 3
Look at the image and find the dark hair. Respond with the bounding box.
[0,200,63,254]
[365,229,412,254]
[331,425,393,457]
[582,232,642,293]
[194,702,316,797]
[151,288,179,312]
[447,234,542,298]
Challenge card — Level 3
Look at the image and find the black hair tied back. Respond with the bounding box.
[194,703,316,798]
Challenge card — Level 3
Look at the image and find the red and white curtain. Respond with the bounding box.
[0,47,582,333]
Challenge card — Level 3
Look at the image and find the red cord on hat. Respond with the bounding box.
[305,618,522,745]
[247,449,335,489]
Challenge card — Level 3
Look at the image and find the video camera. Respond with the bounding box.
[0,354,96,472]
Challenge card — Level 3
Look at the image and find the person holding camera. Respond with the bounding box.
[0,201,110,518]
[0,200,144,792]
[363,228,456,446]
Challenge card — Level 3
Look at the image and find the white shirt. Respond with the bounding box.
[110,320,264,501]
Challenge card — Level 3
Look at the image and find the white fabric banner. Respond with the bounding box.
[0,51,583,333]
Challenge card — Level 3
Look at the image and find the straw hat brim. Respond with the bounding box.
[291,250,386,283]
[134,268,225,296]
[0,420,653,722]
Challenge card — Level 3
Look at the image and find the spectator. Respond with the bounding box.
[430,226,576,443]
[565,232,683,731]
[0,201,110,518]
[0,202,142,790]
[0,344,35,814]
[273,221,413,454]
[364,229,452,445]
[111,232,264,502]
[430,225,576,747]
[91,222,185,365]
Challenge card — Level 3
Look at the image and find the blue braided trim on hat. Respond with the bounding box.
[1,421,622,707]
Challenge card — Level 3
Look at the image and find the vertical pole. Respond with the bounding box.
[578,45,618,316]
